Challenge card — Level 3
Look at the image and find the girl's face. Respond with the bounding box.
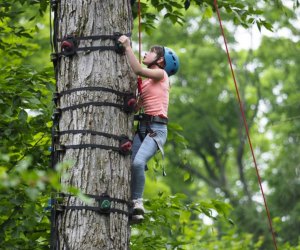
[142,50,159,66]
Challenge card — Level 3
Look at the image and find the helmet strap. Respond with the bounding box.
[147,58,164,69]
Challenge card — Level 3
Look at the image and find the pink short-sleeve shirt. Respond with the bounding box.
[141,71,169,118]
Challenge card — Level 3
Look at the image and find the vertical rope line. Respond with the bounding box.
[138,0,142,63]
[136,0,143,96]
[213,1,278,249]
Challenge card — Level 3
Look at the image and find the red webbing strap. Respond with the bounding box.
[137,77,142,94]
[213,1,278,249]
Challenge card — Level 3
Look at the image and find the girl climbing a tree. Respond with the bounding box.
[118,35,179,223]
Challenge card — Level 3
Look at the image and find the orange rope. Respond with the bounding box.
[213,1,278,249]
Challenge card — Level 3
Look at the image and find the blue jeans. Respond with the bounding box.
[131,122,167,200]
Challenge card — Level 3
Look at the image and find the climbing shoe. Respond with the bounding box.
[130,214,144,225]
[132,199,144,215]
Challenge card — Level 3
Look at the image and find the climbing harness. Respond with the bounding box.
[214,0,278,249]
[133,113,168,176]
[134,113,168,124]
[133,113,168,145]
[134,115,162,142]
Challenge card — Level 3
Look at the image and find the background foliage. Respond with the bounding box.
[0,0,299,249]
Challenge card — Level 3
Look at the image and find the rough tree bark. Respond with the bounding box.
[54,1,135,249]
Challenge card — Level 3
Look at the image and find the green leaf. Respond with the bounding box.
[256,21,261,32]
[203,5,213,19]
[183,172,190,182]
[18,109,28,122]
[262,22,273,31]
[179,210,191,224]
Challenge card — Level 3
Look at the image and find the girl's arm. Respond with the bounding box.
[119,35,164,81]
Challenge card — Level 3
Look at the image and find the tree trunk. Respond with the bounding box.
[53,1,134,249]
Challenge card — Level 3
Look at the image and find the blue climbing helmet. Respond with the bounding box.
[163,47,179,76]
